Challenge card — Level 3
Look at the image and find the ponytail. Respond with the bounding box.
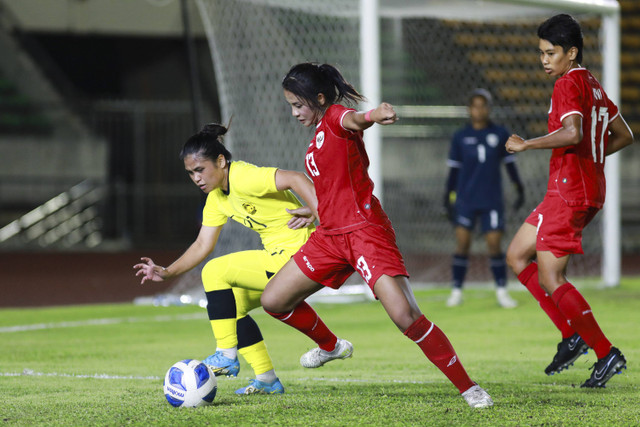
[282,62,365,111]
[180,123,233,162]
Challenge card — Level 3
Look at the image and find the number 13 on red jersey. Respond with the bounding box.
[306,152,320,177]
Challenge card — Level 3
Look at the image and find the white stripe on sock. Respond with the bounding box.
[413,322,434,344]
[280,310,295,322]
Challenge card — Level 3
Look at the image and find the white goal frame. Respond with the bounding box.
[195,0,621,287]
[359,0,621,287]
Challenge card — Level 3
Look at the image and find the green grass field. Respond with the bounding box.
[2,280,639,426]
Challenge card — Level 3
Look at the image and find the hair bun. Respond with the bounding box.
[200,123,228,138]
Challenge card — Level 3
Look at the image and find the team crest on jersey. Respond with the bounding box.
[243,202,257,215]
[316,131,325,149]
[487,133,499,147]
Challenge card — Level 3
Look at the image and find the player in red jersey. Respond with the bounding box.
[505,14,634,388]
[260,62,493,408]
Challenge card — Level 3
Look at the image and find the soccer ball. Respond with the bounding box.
[163,359,217,408]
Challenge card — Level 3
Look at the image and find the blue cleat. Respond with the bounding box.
[202,351,240,377]
[235,378,285,395]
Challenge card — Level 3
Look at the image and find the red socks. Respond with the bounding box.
[552,283,612,359]
[404,315,475,393]
[518,263,612,359]
[265,301,337,352]
[518,262,575,338]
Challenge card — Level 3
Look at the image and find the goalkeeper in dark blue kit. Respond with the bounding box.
[444,89,525,308]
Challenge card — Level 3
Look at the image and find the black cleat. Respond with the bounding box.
[581,347,627,388]
[544,333,589,375]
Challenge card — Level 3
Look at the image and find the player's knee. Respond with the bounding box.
[505,249,526,275]
[259,289,281,313]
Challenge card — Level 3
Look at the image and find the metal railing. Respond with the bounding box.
[0,180,104,249]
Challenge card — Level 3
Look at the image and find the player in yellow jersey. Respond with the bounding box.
[134,123,318,395]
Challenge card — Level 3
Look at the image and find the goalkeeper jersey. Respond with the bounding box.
[447,122,514,209]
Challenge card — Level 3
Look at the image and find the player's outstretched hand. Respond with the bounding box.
[133,257,167,284]
[506,134,527,153]
[373,102,398,125]
[286,206,315,229]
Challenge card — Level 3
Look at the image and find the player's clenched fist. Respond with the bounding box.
[506,134,527,153]
[373,102,398,125]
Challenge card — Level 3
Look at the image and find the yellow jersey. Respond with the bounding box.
[202,161,314,254]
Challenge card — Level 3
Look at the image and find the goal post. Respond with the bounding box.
[165,0,621,306]
[359,0,621,287]
[482,0,623,291]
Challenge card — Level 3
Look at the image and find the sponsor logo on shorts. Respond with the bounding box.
[303,255,315,272]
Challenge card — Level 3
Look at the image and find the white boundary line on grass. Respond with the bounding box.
[1,369,161,380]
[1,370,441,385]
[2,370,576,389]
[0,313,204,333]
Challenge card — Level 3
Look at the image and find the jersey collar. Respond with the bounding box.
[222,161,232,196]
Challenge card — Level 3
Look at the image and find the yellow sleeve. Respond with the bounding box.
[201,191,228,227]
[233,161,278,196]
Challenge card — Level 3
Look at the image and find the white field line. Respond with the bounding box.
[1,369,161,380]
[1,369,440,385]
[0,313,204,333]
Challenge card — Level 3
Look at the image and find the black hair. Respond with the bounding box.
[537,14,583,64]
[468,88,492,106]
[282,62,366,111]
[180,123,232,162]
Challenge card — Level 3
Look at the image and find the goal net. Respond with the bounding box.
[151,0,616,305]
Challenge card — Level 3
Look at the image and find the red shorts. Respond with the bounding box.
[525,194,599,257]
[292,224,409,292]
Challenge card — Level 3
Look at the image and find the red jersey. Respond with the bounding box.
[546,68,619,208]
[305,104,391,234]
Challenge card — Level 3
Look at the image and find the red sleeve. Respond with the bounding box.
[324,105,356,138]
[553,78,583,122]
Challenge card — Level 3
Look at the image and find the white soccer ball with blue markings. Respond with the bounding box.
[163,359,217,408]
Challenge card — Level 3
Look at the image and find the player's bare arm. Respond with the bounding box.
[275,169,319,224]
[605,115,634,156]
[343,102,398,132]
[133,225,221,284]
[506,114,582,153]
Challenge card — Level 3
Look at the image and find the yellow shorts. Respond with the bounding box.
[201,249,293,317]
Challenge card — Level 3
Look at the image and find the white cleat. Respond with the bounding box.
[300,338,353,368]
[462,385,494,408]
[446,288,463,307]
[496,288,518,309]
